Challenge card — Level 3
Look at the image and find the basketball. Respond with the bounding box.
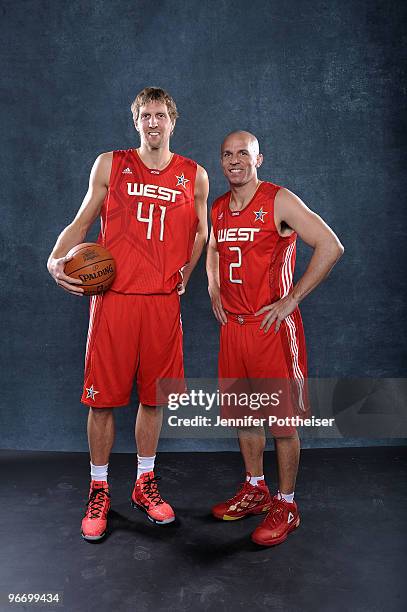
[64,242,116,296]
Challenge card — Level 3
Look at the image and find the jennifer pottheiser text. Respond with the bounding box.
[167,415,335,428]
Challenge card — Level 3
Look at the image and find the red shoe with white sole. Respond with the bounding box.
[81,480,110,541]
[131,471,175,525]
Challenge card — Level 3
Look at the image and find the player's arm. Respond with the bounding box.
[206,226,227,325]
[178,165,209,294]
[257,187,344,331]
[47,152,112,296]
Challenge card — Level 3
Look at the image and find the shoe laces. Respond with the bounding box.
[227,480,253,504]
[140,475,164,506]
[264,498,286,527]
[86,487,109,519]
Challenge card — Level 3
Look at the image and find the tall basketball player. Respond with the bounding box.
[47,88,209,541]
[207,131,343,546]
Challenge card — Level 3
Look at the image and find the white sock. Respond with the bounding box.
[137,455,156,480]
[90,462,108,482]
[278,490,294,503]
[249,475,265,486]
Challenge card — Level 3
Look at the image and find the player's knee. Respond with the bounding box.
[89,406,113,420]
[273,432,299,441]
[138,404,164,421]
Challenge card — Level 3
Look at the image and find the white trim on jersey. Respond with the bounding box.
[281,242,295,298]
[280,242,306,412]
[85,295,97,365]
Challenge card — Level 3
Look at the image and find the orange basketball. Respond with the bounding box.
[64,242,116,296]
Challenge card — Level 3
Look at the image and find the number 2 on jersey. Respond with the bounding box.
[136,202,166,241]
[229,246,243,284]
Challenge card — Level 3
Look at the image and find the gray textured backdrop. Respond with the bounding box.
[1,0,406,451]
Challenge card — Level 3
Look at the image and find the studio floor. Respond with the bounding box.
[0,447,406,612]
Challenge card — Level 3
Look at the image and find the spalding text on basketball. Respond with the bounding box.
[79,264,114,282]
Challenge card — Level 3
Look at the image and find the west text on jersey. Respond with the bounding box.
[217,227,261,242]
[127,183,181,203]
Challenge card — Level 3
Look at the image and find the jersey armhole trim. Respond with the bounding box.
[273,186,296,238]
[108,150,120,190]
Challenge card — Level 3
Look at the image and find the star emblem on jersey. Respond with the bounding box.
[85,385,99,401]
[175,173,189,188]
[254,207,268,222]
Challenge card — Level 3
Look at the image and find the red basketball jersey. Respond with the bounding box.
[98,149,198,294]
[211,182,297,314]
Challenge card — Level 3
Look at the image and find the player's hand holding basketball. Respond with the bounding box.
[47,254,84,296]
[208,283,227,325]
[256,294,298,333]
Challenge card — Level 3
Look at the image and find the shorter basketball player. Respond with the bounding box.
[206,131,343,546]
[47,87,208,541]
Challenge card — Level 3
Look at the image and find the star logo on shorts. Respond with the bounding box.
[254,207,268,222]
[175,173,189,189]
[85,385,99,401]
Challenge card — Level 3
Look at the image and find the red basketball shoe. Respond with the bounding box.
[251,496,300,546]
[81,480,110,541]
[212,473,271,520]
[131,471,175,525]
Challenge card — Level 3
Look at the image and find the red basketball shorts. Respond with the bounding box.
[81,290,184,408]
[218,308,309,436]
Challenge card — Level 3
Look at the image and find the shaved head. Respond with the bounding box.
[221,130,260,155]
[220,130,263,187]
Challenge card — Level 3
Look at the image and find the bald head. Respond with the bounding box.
[220,130,263,187]
[221,130,260,155]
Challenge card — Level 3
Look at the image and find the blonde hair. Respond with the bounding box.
[131,87,179,123]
